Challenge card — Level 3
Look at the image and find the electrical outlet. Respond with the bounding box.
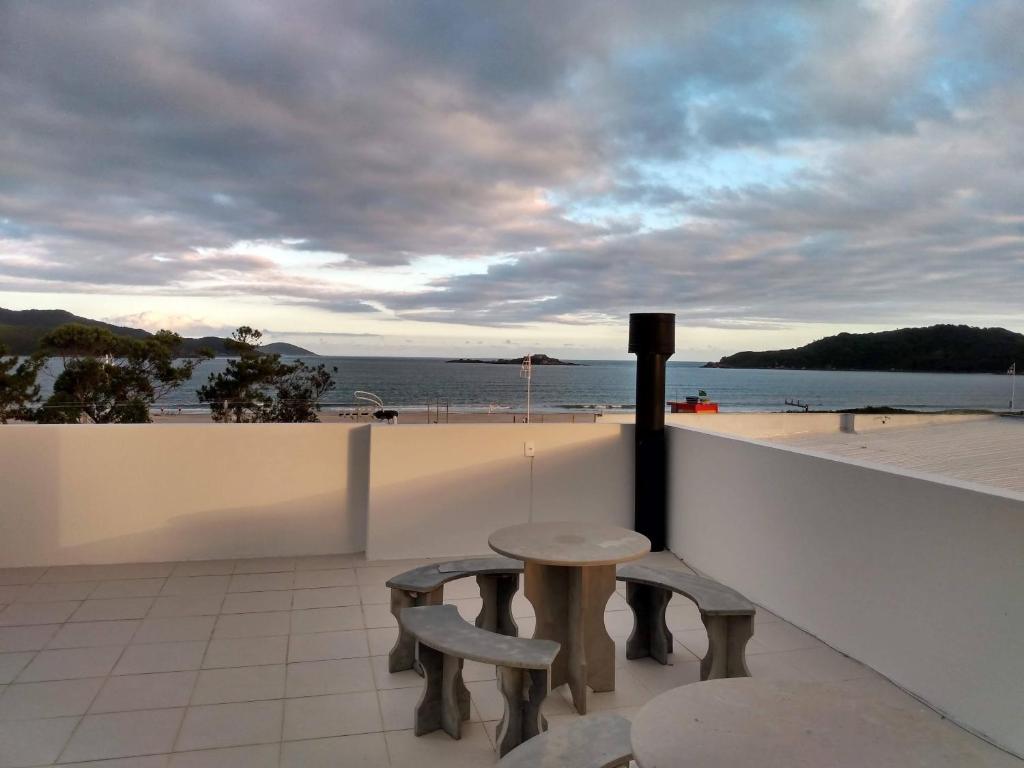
[524,441,535,457]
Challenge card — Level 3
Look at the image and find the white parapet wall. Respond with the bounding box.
[0,424,371,566]
[0,422,633,568]
[366,423,634,560]
[600,411,995,438]
[666,425,1024,757]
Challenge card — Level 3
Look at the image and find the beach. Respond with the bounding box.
[150,408,600,424]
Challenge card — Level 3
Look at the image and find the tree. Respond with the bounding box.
[197,326,337,423]
[0,344,44,423]
[37,324,209,424]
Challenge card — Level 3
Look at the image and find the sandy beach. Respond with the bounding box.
[150,409,602,424]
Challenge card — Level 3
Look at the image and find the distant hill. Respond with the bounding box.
[706,325,1023,374]
[0,308,316,357]
[447,353,579,366]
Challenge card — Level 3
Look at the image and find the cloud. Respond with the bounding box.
[0,0,1021,333]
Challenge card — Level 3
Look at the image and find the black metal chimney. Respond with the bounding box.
[629,313,675,551]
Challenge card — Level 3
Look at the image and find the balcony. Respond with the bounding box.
[1,414,1021,765]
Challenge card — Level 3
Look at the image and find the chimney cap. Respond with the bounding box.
[628,313,675,355]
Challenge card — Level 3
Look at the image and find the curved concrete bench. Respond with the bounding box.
[617,563,755,679]
[497,712,632,768]
[386,556,523,673]
[401,604,559,757]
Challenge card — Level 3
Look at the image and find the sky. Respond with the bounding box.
[0,0,1022,360]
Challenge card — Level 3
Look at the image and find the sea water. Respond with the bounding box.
[52,357,1013,413]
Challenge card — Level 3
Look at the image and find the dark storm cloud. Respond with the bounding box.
[0,0,1022,328]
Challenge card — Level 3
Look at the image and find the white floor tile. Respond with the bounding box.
[285,658,374,697]
[60,708,184,763]
[220,591,293,615]
[91,579,166,600]
[293,587,360,610]
[202,636,287,669]
[48,620,139,649]
[0,716,78,767]
[90,671,197,713]
[291,606,363,634]
[213,611,290,639]
[369,655,421,691]
[287,630,369,663]
[59,755,169,767]
[233,558,296,575]
[147,596,224,619]
[293,569,358,590]
[175,700,283,751]
[159,576,231,598]
[0,678,104,720]
[385,721,496,768]
[0,587,28,605]
[281,733,388,768]
[0,625,58,653]
[70,598,154,622]
[20,583,97,603]
[133,616,216,645]
[191,665,285,705]
[366,627,396,657]
[282,691,382,741]
[294,555,363,572]
[167,743,278,768]
[360,604,395,630]
[0,601,80,627]
[0,653,35,684]
[0,568,47,587]
[171,560,235,578]
[228,573,295,593]
[114,642,207,676]
[18,646,122,682]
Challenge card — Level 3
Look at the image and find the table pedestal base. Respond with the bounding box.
[524,562,616,713]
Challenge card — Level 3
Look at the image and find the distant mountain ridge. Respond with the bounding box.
[706,325,1023,374]
[0,308,316,356]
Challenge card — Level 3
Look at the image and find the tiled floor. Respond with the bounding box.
[0,553,1018,767]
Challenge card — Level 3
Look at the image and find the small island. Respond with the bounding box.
[447,353,579,366]
[704,324,1024,374]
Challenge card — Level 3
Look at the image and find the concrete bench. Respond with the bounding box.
[497,712,632,768]
[386,556,523,673]
[401,604,559,757]
[617,563,755,679]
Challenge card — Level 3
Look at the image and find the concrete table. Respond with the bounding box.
[631,679,997,767]
[489,522,650,714]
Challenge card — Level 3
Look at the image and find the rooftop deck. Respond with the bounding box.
[770,417,1024,494]
[0,552,1016,767]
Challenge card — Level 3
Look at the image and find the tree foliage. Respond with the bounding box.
[0,344,44,423]
[37,324,209,424]
[712,325,1024,373]
[197,327,337,423]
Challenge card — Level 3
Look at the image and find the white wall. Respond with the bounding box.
[667,425,1024,757]
[366,424,634,560]
[0,424,370,566]
[0,422,633,567]
[601,411,994,438]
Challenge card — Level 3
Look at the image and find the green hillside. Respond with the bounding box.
[708,325,1023,374]
[0,308,316,357]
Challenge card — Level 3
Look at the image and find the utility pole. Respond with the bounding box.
[520,354,533,423]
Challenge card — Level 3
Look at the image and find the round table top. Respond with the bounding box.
[630,679,994,768]
[488,522,650,566]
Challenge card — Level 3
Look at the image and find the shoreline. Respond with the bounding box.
[150,409,603,424]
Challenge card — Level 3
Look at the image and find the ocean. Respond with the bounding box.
[40,356,1012,414]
